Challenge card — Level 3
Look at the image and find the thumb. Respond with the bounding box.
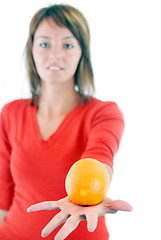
[106,200,133,212]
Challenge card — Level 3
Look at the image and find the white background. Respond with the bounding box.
[0,0,161,239]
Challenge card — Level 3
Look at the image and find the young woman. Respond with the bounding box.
[0,4,132,240]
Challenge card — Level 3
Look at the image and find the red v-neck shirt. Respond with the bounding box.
[0,98,124,240]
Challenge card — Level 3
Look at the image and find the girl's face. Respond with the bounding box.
[32,18,82,86]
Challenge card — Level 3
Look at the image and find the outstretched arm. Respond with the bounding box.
[27,196,132,240]
[103,163,113,181]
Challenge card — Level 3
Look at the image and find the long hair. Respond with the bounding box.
[25,4,95,105]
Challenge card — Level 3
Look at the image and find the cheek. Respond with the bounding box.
[32,47,44,66]
[69,52,82,68]
[67,58,80,74]
[32,49,38,66]
[76,50,82,67]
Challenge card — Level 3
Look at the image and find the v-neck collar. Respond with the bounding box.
[31,100,86,147]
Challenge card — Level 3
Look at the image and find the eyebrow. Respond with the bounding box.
[35,35,75,40]
[63,36,75,40]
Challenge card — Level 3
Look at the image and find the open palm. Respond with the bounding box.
[27,196,132,240]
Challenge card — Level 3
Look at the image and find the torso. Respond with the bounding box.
[0,97,123,240]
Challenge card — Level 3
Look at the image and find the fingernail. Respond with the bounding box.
[41,233,47,238]
[41,231,48,238]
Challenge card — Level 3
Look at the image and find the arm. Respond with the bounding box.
[27,102,130,239]
[104,163,113,181]
[0,105,14,212]
[0,209,8,223]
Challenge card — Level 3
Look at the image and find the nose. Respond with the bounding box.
[49,45,62,60]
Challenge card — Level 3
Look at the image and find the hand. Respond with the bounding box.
[27,196,132,240]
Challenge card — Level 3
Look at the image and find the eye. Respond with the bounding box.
[64,44,74,49]
[39,43,50,48]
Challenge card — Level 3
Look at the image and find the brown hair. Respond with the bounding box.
[25,4,95,105]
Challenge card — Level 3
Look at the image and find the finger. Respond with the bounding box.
[27,201,59,212]
[106,200,133,212]
[54,216,80,240]
[85,212,98,232]
[41,211,69,237]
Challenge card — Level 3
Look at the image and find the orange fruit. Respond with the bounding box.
[65,158,110,205]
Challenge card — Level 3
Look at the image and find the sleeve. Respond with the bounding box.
[80,102,124,168]
[0,105,14,210]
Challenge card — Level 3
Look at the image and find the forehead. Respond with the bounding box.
[34,18,74,39]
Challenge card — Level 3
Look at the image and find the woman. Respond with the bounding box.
[0,4,132,240]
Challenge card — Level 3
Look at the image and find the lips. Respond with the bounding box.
[48,65,63,71]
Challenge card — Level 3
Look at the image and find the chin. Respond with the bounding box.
[42,78,71,85]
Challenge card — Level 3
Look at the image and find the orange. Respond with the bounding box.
[65,158,110,205]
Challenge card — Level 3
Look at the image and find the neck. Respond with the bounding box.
[37,82,81,117]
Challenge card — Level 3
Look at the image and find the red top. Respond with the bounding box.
[0,98,124,240]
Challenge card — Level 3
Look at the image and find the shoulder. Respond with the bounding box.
[84,97,124,120]
[1,99,31,120]
[1,99,31,113]
[1,99,32,132]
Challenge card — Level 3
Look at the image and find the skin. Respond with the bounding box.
[32,18,83,141]
[0,18,133,238]
[0,209,8,223]
[27,18,133,240]
[27,197,133,240]
[32,18,82,86]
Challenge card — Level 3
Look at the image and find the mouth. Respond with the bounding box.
[48,66,63,71]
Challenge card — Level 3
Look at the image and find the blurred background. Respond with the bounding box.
[0,0,161,239]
